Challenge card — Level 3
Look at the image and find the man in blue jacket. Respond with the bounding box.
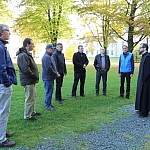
[118,45,134,99]
[42,44,60,110]
[0,24,17,147]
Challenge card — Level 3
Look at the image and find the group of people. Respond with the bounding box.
[0,23,150,147]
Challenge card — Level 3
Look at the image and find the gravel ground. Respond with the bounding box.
[16,104,150,150]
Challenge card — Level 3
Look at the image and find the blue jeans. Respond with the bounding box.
[44,80,54,107]
[95,70,107,94]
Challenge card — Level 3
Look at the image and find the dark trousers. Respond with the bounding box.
[55,73,64,101]
[120,72,131,97]
[72,73,86,96]
[95,70,107,94]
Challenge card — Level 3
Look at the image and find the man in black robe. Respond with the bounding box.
[135,43,150,117]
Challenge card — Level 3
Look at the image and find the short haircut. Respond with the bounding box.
[23,38,32,47]
[78,45,83,49]
[56,43,62,46]
[0,24,9,36]
[141,43,148,51]
[122,45,128,48]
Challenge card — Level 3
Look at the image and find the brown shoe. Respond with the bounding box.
[6,132,14,138]
[0,139,16,147]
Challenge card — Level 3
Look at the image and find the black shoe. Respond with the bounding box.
[96,93,99,96]
[103,93,107,96]
[72,96,76,98]
[120,94,124,97]
[80,95,85,97]
[58,100,63,104]
[126,95,129,99]
[32,112,41,116]
[0,139,16,147]
[6,132,14,138]
[138,113,149,118]
[25,117,36,122]
[136,110,140,114]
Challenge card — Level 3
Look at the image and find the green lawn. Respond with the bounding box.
[7,64,139,148]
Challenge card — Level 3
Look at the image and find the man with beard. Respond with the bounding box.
[135,43,150,118]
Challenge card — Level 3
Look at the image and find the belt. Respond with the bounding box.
[97,69,105,72]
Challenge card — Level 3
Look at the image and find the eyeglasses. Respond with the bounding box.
[139,47,144,49]
[2,29,10,32]
[30,43,34,46]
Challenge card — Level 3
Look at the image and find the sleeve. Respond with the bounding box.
[43,56,58,76]
[94,55,97,69]
[52,53,58,69]
[131,54,134,74]
[84,54,89,66]
[0,47,12,87]
[143,55,150,83]
[64,56,67,74]
[107,55,110,71]
[118,56,121,73]
[17,54,35,77]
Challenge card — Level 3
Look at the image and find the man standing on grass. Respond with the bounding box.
[53,43,67,104]
[42,44,60,111]
[94,47,110,96]
[135,43,150,118]
[16,38,41,122]
[118,45,134,99]
[72,45,89,98]
[0,24,17,147]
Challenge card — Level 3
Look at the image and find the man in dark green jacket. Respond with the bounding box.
[16,38,40,121]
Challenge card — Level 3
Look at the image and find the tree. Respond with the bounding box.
[14,0,74,46]
[0,0,11,23]
[75,0,150,52]
[109,0,150,52]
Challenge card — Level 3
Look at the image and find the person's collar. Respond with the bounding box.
[0,38,9,45]
[46,51,52,56]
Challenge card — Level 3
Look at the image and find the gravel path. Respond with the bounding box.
[17,104,150,150]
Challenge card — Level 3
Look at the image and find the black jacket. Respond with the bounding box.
[16,47,39,86]
[73,52,89,73]
[94,54,110,72]
[52,49,67,74]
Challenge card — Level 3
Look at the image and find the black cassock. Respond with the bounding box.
[135,52,150,113]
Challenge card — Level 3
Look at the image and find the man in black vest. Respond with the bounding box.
[72,45,89,98]
[94,47,110,96]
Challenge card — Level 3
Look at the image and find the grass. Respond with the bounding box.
[6,64,139,148]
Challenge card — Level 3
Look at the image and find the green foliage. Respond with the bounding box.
[7,64,138,148]
[65,42,77,60]
[0,0,12,23]
[75,0,150,52]
[14,0,74,46]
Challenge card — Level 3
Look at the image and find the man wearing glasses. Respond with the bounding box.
[94,47,110,96]
[0,24,17,147]
[16,38,41,121]
[118,45,134,99]
[135,43,150,117]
